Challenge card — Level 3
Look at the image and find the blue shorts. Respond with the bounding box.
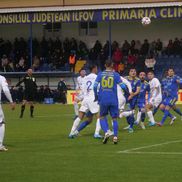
[85,111,93,118]
[162,96,177,107]
[127,97,138,110]
[137,101,145,110]
[100,104,119,118]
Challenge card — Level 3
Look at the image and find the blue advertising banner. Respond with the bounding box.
[0,6,182,24]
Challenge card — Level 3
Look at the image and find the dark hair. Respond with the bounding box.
[147,70,155,75]
[105,59,113,67]
[89,65,97,72]
[168,67,174,71]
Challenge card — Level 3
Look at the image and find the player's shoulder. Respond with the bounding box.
[144,80,149,84]
[125,76,130,80]
[0,75,5,80]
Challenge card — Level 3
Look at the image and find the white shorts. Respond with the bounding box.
[118,95,126,111]
[149,97,162,108]
[0,105,5,124]
[79,98,99,114]
[75,93,84,101]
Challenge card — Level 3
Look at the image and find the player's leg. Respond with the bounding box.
[110,105,119,144]
[77,112,93,133]
[157,105,171,126]
[146,102,156,126]
[172,105,182,118]
[0,107,7,151]
[20,100,27,118]
[69,111,85,138]
[126,99,136,133]
[73,97,81,118]
[99,105,110,144]
[94,117,102,138]
[29,101,34,118]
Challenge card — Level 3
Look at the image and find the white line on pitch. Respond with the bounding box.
[117,140,182,153]
[118,151,182,155]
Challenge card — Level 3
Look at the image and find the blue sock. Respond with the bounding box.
[78,121,90,132]
[173,107,182,116]
[112,120,118,137]
[100,117,109,133]
[141,113,145,122]
[127,114,135,128]
[161,109,173,118]
[161,110,169,124]
[153,107,159,116]
[168,111,173,118]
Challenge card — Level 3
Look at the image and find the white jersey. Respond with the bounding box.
[0,76,10,101]
[149,78,162,99]
[76,76,85,92]
[117,76,132,110]
[0,75,13,123]
[83,73,97,98]
[79,73,99,114]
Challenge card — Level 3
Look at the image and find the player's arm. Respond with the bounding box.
[116,74,128,92]
[121,77,132,94]
[176,76,182,84]
[15,77,25,87]
[145,85,151,104]
[150,79,161,98]
[1,77,15,110]
[133,80,141,96]
[93,74,101,101]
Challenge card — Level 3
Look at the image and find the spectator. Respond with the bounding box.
[122,40,130,56]
[173,38,180,55]
[0,55,13,72]
[112,48,123,72]
[145,55,156,71]
[134,40,141,54]
[166,39,174,56]
[127,53,137,69]
[69,52,76,72]
[32,56,40,71]
[140,39,149,56]
[155,39,163,55]
[44,85,52,98]
[16,57,27,72]
[98,49,107,71]
[57,78,67,104]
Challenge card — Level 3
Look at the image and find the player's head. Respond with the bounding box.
[27,69,33,76]
[79,69,86,77]
[89,65,98,74]
[139,71,146,81]
[129,68,137,77]
[168,68,175,77]
[147,70,155,80]
[105,59,113,70]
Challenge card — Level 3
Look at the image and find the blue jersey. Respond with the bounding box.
[161,77,168,99]
[138,81,150,102]
[125,76,141,109]
[125,76,141,93]
[94,70,124,105]
[165,75,181,98]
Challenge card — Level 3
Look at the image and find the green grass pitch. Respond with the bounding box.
[1,104,182,182]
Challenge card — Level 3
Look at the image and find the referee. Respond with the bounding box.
[16,69,37,118]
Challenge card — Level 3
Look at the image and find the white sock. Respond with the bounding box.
[136,111,142,123]
[147,111,155,124]
[70,117,81,134]
[94,119,101,135]
[74,102,79,116]
[119,111,133,118]
[0,123,5,148]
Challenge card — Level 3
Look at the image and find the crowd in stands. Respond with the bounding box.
[0,37,182,73]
